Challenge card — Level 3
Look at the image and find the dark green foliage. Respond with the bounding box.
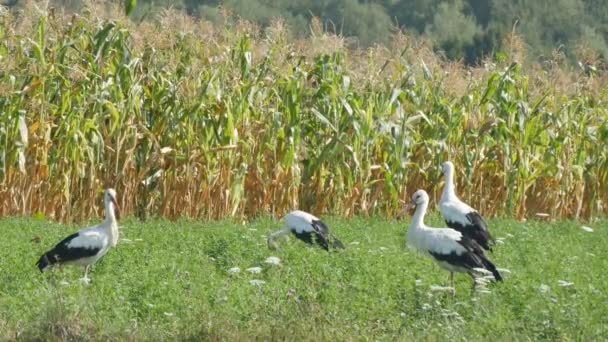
[424,0,482,61]
[36,0,608,64]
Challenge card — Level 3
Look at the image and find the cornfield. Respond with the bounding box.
[1,2,607,223]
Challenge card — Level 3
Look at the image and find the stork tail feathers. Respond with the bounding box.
[481,257,502,282]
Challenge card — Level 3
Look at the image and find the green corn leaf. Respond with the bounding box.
[311,108,337,133]
[125,0,137,16]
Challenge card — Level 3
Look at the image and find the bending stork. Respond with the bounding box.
[267,210,344,251]
[406,189,502,290]
[439,161,494,251]
[36,188,120,284]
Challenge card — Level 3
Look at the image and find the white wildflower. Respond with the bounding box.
[246,266,262,274]
[265,256,281,266]
[539,284,550,293]
[441,309,458,317]
[430,285,455,293]
[249,279,266,286]
[474,277,491,286]
[580,226,594,232]
[473,268,493,276]
[228,267,241,275]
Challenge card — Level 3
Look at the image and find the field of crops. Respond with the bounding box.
[0,2,606,223]
[1,216,606,340]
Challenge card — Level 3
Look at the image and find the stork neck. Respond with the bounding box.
[104,201,119,246]
[411,201,428,229]
[442,170,457,200]
[269,226,290,241]
[104,202,118,223]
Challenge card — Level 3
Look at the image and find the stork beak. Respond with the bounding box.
[111,196,121,221]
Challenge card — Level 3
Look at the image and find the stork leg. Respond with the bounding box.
[80,265,91,285]
[450,272,455,296]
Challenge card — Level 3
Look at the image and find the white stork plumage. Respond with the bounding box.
[36,188,120,284]
[267,210,344,251]
[439,161,494,251]
[406,190,502,289]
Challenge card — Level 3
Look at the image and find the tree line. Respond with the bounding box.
[12,0,608,65]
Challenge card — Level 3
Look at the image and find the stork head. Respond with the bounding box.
[105,188,120,220]
[267,236,278,250]
[410,189,429,208]
[398,189,430,218]
[441,161,454,176]
[267,225,291,250]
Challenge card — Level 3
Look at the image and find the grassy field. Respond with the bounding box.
[0,215,606,340]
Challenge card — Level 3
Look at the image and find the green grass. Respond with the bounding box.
[1,216,607,340]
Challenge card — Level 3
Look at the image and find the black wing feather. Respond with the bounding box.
[445,211,494,251]
[310,220,330,250]
[430,236,501,281]
[36,232,101,271]
[292,219,344,251]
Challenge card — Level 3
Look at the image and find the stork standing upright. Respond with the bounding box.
[406,189,502,290]
[267,210,344,251]
[36,188,120,284]
[439,161,494,251]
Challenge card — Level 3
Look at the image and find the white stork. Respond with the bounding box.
[406,189,502,290]
[36,188,120,284]
[439,161,494,251]
[267,210,344,251]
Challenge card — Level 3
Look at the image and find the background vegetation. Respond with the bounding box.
[0,1,607,223]
[4,0,608,65]
[1,217,607,340]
